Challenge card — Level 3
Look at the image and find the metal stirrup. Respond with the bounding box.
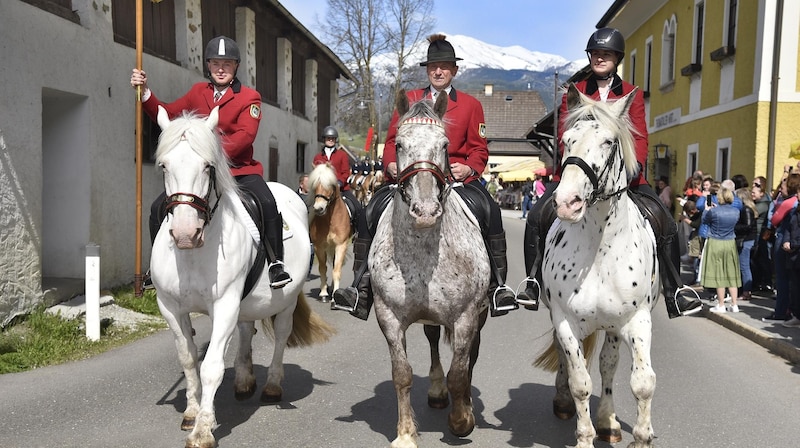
[514,277,541,307]
[331,288,359,312]
[673,285,702,315]
[491,285,518,312]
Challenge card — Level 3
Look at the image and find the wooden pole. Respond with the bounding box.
[134,0,144,296]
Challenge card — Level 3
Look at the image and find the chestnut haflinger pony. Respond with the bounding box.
[535,85,658,448]
[151,106,334,448]
[308,162,353,300]
[370,91,490,448]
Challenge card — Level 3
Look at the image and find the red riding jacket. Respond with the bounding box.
[142,79,264,178]
[557,75,648,187]
[383,87,488,184]
[313,146,351,191]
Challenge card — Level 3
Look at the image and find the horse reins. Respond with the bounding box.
[561,139,628,205]
[164,165,222,225]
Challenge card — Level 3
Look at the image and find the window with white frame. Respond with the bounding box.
[693,1,704,65]
[661,16,677,86]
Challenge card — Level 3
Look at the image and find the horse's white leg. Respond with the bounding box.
[331,241,348,294]
[376,312,416,448]
[186,301,239,448]
[423,325,448,408]
[622,315,656,448]
[554,320,596,448]
[596,332,622,443]
[233,321,257,401]
[553,342,576,420]
[446,317,477,438]
[160,308,202,431]
[317,245,329,298]
[261,305,293,403]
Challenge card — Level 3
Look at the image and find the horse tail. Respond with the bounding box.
[259,292,336,347]
[534,330,598,372]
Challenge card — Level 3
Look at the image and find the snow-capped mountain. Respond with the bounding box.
[370,33,585,108]
[431,34,584,74]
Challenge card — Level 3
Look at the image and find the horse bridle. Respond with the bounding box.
[164,165,222,225]
[561,138,628,206]
[396,157,451,203]
[394,117,452,203]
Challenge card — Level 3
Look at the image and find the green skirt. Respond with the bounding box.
[700,237,742,288]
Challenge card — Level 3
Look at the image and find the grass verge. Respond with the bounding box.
[0,286,165,374]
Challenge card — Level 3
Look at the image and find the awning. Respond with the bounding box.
[494,159,545,182]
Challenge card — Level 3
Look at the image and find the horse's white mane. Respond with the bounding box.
[564,97,639,176]
[155,111,238,195]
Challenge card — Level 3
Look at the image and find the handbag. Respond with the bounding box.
[688,236,702,258]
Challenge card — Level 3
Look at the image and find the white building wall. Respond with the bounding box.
[0,0,336,324]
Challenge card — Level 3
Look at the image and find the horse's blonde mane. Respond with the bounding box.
[307,163,339,203]
[155,111,238,195]
[564,97,639,176]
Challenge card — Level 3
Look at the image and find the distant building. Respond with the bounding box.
[531,0,800,191]
[0,0,353,325]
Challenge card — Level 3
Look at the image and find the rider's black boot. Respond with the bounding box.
[488,232,518,317]
[660,228,702,318]
[332,237,373,320]
[633,191,702,318]
[265,213,292,289]
[516,214,543,310]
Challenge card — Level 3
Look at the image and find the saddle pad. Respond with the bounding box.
[226,191,293,244]
[450,183,481,230]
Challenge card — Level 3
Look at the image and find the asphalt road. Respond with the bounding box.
[1,209,798,448]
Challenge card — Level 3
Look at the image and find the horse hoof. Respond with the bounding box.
[597,427,623,443]
[184,440,217,448]
[427,395,449,409]
[181,417,195,431]
[260,390,282,403]
[234,388,256,401]
[448,413,475,437]
[553,402,575,420]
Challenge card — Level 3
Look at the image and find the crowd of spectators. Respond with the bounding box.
[678,164,800,327]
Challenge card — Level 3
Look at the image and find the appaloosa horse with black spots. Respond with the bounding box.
[535,84,658,448]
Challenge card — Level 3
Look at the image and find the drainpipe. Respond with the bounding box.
[767,0,784,188]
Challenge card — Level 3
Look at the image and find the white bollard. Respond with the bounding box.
[85,243,100,341]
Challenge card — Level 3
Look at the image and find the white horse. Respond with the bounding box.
[370,92,490,448]
[535,85,658,448]
[151,106,334,448]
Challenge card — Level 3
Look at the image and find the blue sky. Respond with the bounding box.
[280,0,616,61]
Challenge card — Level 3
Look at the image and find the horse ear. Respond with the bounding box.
[156,105,171,130]
[433,91,448,119]
[609,87,638,119]
[207,106,220,130]
[396,89,409,116]
[566,83,583,111]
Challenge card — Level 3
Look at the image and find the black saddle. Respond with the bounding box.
[363,182,490,237]
[239,190,268,299]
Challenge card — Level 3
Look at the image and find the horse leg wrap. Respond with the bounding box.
[487,232,518,317]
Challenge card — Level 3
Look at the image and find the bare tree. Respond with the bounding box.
[320,0,433,157]
[384,0,434,99]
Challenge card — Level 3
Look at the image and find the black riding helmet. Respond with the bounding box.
[585,27,625,62]
[204,36,240,85]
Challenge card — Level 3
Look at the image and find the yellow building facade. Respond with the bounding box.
[603,0,800,192]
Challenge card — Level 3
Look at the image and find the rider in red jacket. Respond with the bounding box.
[332,35,518,319]
[312,126,365,239]
[131,36,291,289]
[518,28,702,318]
